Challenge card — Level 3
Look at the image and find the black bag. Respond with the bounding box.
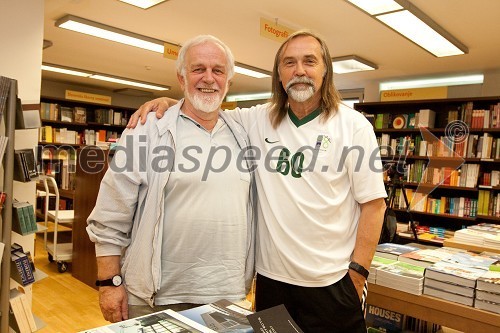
[378,207,398,244]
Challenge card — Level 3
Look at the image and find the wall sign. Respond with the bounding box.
[380,87,448,101]
[65,90,112,105]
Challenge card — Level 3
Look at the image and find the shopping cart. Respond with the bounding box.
[40,175,74,273]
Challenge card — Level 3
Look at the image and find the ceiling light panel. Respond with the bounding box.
[119,0,167,9]
[55,15,164,53]
[377,10,465,57]
[332,56,378,74]
[346,0,403,15]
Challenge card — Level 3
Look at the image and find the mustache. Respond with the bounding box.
[286,76,315,90]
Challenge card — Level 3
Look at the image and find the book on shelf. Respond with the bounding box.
[397,247,463,268]
[474,298,500,314]
[0,135,9,165]
[12,201,37,235]
[60,106,73,122]
[179,299,253,332]
[74,106,87,123]
[14,148,38,182]
[10,252,35,286]
[476,270,500,294]
[365,304,404,333]
[375,243,420,260]
[369,256,397,284]
[375,261,425,295]
[424,261,486,288]
[475,289,500,304]
[442,251,497,270]
[423,285,474,307]
[9,288,36,333]
[424,277,475,297]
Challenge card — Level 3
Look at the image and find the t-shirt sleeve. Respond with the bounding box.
[223,103,270,132]
[349,124,387,203]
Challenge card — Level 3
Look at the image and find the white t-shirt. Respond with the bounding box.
[229,103,387,287]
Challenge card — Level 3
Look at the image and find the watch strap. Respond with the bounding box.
[349,261,369,279]
[95,275,122,287]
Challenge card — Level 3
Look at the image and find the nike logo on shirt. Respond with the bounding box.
[265,138,279,144]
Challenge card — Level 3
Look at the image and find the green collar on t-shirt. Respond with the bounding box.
[288,106,322,127]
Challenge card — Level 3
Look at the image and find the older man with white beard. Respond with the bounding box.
[86,35,256,323]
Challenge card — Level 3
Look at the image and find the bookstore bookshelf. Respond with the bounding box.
[0,77,45,332]
[36,96,134,219]
[355,96,500,244]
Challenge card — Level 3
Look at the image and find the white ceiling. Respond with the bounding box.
[42,0,500,100]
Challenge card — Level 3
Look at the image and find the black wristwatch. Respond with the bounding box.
[349,261,369,279]
[96,274,123,287]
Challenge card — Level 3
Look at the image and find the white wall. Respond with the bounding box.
[0,0,44,302]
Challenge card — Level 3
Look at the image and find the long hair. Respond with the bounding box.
[176,35,235,80]
[269,30,342,128]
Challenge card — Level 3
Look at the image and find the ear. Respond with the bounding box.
[177,72,185,90]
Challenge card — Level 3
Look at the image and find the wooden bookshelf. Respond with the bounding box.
[367,284,500,333]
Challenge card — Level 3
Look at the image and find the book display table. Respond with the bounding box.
[367,284,500,333]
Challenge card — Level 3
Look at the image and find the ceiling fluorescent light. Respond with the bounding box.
[234,62,271,79]
[380,74,484,90]
[91,74,168,91]
[346,0,403,15]
[332,55,377,74]
[119,0,167,9]
[41,64,91,77]
[55,15,165,53]
[345,0,468,57]
[226,92,272,102]
[42,63,170,91]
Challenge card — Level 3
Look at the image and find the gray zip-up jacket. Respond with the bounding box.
[87,100,256,306]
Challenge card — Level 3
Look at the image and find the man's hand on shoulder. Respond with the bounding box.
[127,97,177,128]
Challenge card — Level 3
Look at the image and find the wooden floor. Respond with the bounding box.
[32,234,108,332]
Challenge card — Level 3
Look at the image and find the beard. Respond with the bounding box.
[184,82,228,114]
[286,76,316,102]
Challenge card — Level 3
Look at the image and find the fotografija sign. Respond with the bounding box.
[260,18,295,43]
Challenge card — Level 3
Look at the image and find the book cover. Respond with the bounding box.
[375,243,420,260]
[81,309,215,333]
[180,299,253,332]
[246,304,304,333]
[74,107,87,123]
[365,304,404,333]
[424,261,486,288]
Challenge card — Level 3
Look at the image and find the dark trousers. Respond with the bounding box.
[255,273,366,333]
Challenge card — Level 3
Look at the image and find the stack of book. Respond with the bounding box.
[12,201,37,235]
[375,261,425,295]
[369,256,397,284]
[423,252,496,306]
[474,270,500,314]
[10,244,35,286]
